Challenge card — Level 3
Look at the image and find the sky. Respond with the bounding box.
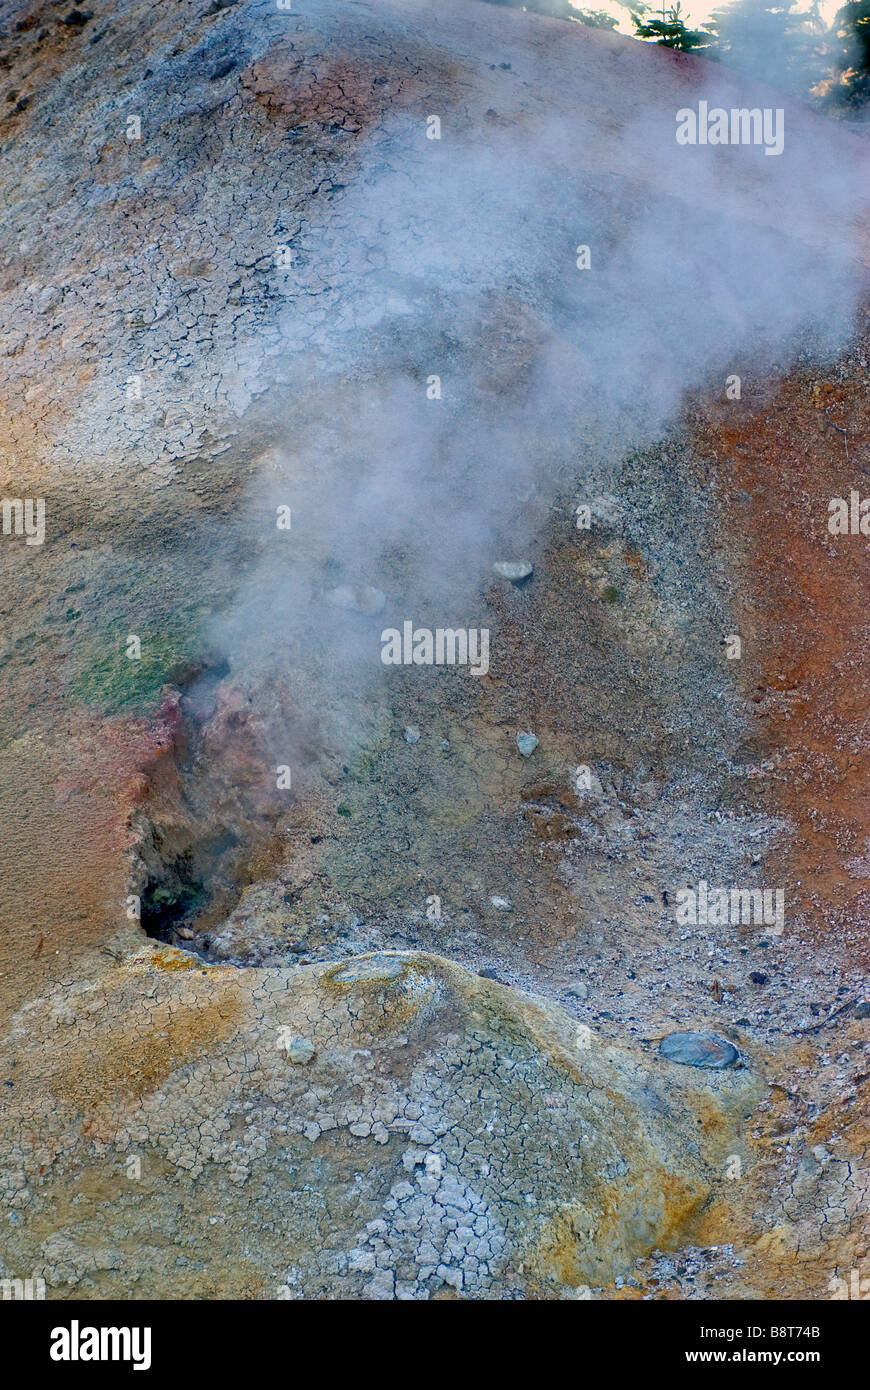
[588,0,843,34]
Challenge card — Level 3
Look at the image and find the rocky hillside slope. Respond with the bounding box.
[0,0,868,1299]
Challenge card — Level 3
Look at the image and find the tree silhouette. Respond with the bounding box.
[631,3,711,50]
[816,1,870,110]
[702,0,826,91]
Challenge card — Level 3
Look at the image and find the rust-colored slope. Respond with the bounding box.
[699,329,870,965]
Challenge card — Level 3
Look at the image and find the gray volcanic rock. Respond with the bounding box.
[659,1032,740,1069]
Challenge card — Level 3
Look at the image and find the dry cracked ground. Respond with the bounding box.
[0,0,869,1300]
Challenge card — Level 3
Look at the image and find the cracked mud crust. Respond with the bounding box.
[0,945,760,1299]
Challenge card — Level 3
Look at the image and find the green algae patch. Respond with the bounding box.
[67,610,205,715]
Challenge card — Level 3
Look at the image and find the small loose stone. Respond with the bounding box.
[659,1031,739,1070]
[493,560,533,583]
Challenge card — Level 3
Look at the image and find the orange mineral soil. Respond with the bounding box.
[700,326,870,970]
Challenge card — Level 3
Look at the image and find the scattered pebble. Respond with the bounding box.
[749,971,769,985]
[326,584,386,616]
[516,731,538,757]
[403,725,421,744]
[36,285,62,314]
[855,1001,870,1019]
[490,896,513,911]
[567,981,589,1000]
[493,560,533,584]
[587,494,623,527]
[283,1035,316,1065]
[659,1031,739,1070]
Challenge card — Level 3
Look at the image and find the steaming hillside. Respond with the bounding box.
[0,0,868,1300]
